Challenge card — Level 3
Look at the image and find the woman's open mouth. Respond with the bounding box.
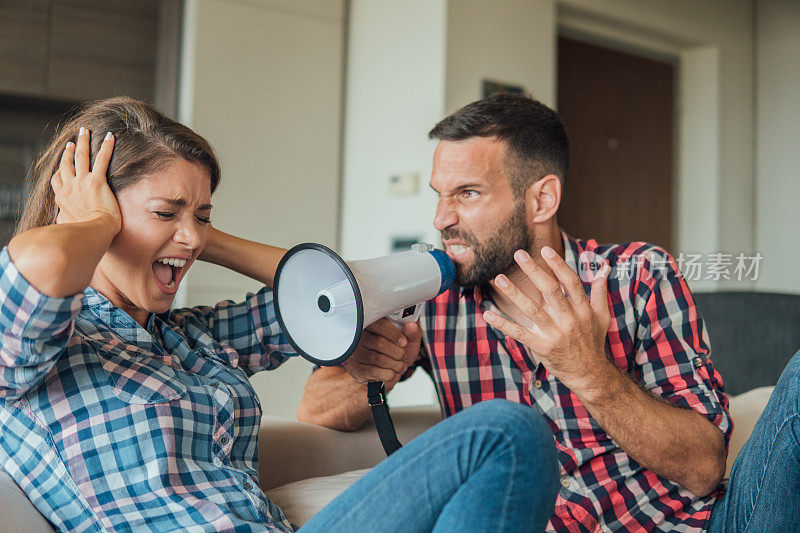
[152,257,188,294]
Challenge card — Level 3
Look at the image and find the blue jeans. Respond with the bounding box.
[708,349,800,532]
[300,399,559,532]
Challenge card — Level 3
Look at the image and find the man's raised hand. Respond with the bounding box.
[483,247,613,396]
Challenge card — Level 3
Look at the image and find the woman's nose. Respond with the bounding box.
[174,222,202,249]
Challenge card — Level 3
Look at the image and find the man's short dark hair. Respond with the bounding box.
[428,93,569,196]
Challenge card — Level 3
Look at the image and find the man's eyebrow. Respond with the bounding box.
[429,183,484,193]
[151,197,213,210]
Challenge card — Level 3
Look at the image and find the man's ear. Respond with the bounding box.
[525,174,561,223]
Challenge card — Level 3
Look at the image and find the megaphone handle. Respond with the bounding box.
[367,381,403,456]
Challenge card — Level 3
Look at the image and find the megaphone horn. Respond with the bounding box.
[273,243,455,366]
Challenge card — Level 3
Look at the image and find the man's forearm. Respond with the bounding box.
[577,362,726,496]
[199,227,286,286]
[297,367,372,431]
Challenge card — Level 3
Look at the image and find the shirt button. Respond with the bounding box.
[533,379,542,389]
[560,477,571,488]
[220,435,229,445]
[244,481,253,490]
[210,381,219,387]
[693,358,703,368]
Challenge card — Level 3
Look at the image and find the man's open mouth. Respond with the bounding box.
[444,242,473,260]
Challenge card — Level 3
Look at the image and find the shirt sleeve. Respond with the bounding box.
[0,247,84,401]
[632,247,733,446]
[169,285,296,376]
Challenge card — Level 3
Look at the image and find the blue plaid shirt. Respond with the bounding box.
[0,247,296,532]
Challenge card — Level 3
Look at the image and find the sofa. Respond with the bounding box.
[1,291,798,530]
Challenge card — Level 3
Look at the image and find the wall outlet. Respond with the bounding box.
[388,171,419,195]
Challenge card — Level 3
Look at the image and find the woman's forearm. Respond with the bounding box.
[8,216,118,297]
[199,226,286,286]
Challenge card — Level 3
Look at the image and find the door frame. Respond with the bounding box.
[557,5,721,290]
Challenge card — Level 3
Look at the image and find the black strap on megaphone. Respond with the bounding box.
[367,381,402,456]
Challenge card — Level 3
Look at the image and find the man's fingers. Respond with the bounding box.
[352,345,405,372]
[590,264,612,327]
[538,246,590,310]
[483,310,535,346]
[59,141,76,180]
[91,132,115,178]
[361,331,406,361]
[366,318,408,347]
[74,127,90,176]
[512,249,570,314]
[403,321,422,343]
[493,274,555,331]
[401,321,423,366]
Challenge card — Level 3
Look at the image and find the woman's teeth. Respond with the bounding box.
[157,258,187,268]
[449,244,471,255]
[164,280,175,288]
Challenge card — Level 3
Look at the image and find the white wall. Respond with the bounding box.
[755,0,800,293]
[339,0,447,261]
[445,0,556,111]
[179,0,345,418]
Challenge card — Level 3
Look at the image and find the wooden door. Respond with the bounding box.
[557,36,675,252]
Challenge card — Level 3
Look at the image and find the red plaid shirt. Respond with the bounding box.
[414,231,732,532]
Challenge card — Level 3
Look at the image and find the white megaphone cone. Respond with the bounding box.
[273,243,455,366]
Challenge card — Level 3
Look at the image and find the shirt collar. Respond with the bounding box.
[82,286,157,333]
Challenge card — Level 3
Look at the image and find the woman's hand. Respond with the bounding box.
[51,127,121,235]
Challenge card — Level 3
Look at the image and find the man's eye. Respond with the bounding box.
[196,216,211,224]
[462,190,479,198]
[155,211,175,219]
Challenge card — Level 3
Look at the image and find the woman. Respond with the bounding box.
[1,97,558,532]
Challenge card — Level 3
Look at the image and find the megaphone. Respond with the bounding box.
[273,243,455,366]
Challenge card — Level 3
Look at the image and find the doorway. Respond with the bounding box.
[556,36,676,252]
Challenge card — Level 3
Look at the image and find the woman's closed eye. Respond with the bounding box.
[155,211,212,224]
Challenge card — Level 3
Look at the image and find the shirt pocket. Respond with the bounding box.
[87,339,187,404]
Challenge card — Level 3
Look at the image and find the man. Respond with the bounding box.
[298,93,799,531]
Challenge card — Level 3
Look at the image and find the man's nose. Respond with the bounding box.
[433,201,457,231]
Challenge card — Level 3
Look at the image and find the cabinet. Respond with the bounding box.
[0,0,50,96]
[0,0,159,101]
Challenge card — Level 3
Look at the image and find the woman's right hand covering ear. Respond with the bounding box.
[51,127,121,234]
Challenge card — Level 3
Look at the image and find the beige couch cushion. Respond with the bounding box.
[267,468,370,527]
[725,385,774,478]
[0,468,54,532]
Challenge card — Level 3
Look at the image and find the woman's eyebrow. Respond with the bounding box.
[151,197,213,210]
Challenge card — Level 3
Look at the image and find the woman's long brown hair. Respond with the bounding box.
[16,96,221,235]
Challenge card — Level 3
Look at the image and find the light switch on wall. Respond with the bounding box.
[388,171,419,195]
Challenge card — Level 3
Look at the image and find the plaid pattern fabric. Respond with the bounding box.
[416,232,732,532]
[0,247,296,532]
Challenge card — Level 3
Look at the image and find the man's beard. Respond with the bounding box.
[442,203,531,287]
